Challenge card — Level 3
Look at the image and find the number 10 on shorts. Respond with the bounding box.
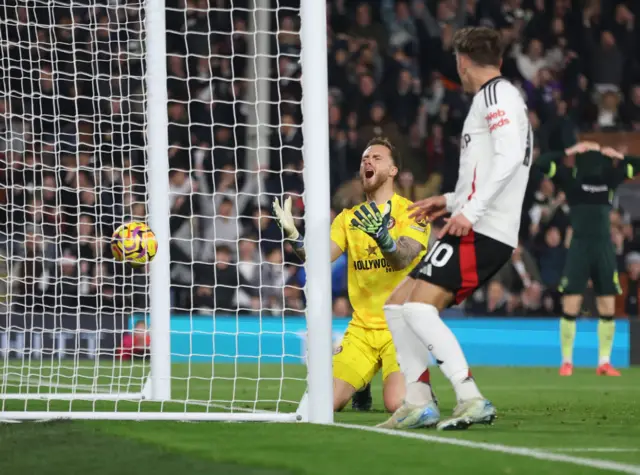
[420,241,454,277]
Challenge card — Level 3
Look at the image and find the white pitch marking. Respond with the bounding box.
[334,423,640,475]
[550,448,640,453]
[478,386,633,392]
[1,375,276,414]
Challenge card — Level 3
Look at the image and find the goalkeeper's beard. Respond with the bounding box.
[362,172,388,195]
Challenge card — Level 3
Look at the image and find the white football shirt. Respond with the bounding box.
[444,77,532,248]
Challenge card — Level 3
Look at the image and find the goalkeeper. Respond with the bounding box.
[274,137,438,423]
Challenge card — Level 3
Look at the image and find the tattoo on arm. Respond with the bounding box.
[381,236,424,270]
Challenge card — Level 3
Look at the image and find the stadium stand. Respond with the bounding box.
[1,0,640,328]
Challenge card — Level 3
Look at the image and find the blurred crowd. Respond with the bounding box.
[1,0,640,327]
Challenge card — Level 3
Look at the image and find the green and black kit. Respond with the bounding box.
[535,151,640,296]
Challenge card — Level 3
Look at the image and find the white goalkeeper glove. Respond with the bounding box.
[273,196,304,248]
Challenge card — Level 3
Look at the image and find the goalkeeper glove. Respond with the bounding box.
[273,196,304,249]
[351,200,396,252]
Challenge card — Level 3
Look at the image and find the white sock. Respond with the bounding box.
[384,304,433,405]
[403,302,482,403]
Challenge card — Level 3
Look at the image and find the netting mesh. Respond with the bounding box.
[0,0,307,416]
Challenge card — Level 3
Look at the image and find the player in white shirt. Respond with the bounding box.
[378,26,533,430]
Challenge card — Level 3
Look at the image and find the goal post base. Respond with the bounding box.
[295,389,309,423]
[0,411,302,422]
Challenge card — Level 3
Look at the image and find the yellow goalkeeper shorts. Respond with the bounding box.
[333,323,400,391]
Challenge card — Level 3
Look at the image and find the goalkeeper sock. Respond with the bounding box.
[383,305,433,406]
[598,316,615,365]
[560,314,577,365]
[403,302,482,403]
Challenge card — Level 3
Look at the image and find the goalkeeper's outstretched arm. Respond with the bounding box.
[273,197,343,262]
[285,239,343,263]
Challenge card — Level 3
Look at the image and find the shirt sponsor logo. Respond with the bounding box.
[486,109,510,132]
[353,258,394,273]
[581,184,608,193]
[485,109,507,121]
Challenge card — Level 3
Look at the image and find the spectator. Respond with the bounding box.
[357,102,405,157]
[193,245,259,315]
[492,245,544,315]
[118,320,150,361]
[596,91,623,131]
[269,113,303,194]
[528,179,568,237]
[245,206,283,256]
[389,69,420,133]
[354,74,380,124]
[616,252,640,318]
[537,226,567,314]
[197,163,260,261]
[381,0,418,53]
[349,3,387,52]
[235,236,261,311]
[514,38,548,83]
[621,85,640,131]
[485,281,511,316]
[261,247,287,315]
[588,31,624,95]
[537,227,567,290]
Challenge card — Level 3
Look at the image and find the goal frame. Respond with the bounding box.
[0,0,333,424]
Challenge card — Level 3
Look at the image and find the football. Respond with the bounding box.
[111,221,158,267]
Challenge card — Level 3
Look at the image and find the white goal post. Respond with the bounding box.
[0,0,332,423]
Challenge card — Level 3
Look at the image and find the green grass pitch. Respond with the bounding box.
[1,363,640,474]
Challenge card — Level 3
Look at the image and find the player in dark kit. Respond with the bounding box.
[535,141,640,376]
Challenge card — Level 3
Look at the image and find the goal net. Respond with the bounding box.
[0,0,332,422]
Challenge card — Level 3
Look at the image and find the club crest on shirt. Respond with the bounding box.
[333,345,343,355]
[387,217,396,229]
[410,217,428,232]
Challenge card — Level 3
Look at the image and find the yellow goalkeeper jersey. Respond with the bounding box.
[331,193,430,330]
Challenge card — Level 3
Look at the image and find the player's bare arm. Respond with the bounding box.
[600,146,625,160]
[380,236,425,270]
[272,196,344,263]
[288,241,343,262]
[565,141,601,155]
